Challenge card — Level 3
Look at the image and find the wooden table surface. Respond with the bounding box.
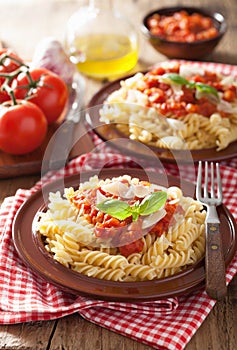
[0,0,236,349]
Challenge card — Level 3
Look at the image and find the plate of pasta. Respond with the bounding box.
[12,168,237,301]
[86,61,237,163]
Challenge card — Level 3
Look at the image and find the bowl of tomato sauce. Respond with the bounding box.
[141,6,227,59]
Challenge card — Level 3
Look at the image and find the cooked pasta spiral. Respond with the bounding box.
[37,175,206,282]
[99,62,237,152]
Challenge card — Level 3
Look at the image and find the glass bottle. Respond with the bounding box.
[64,0,138,79]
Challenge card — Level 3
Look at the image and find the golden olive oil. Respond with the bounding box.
[70,34,138,79]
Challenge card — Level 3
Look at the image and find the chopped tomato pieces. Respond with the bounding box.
[147,10,219,42]
[140,63,236,118]
[119,239,144,257]
[69,186,184,257]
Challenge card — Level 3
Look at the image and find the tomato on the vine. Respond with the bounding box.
[0,66,10,103]
[0,100,48,155]
[12,67,68,124]
[0,48,25,103]
[0,48,24,72]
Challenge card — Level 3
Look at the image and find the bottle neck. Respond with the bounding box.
[89,0,113,12]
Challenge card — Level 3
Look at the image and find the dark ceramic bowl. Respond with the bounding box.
[141,6,227,59]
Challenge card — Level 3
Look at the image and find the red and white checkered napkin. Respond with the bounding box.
[0,152,237,350]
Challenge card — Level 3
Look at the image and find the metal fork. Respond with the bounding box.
[196,161,227,300]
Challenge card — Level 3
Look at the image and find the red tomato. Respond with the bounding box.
[12,68,68,124]
[0,48,24,72]
[0,100,48,155]
[0,66,10,103]
[0,49,25,103]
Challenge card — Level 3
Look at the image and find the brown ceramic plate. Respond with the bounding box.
[86,64,237,164]
[12,168,237,301]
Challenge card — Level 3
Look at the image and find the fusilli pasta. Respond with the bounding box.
[37,175,206,282]
[99,62,237,151]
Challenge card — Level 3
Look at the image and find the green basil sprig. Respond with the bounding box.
[195,82,219,97]
[163,73,219,99]
[96,191,167,222]
[163,73,190,86]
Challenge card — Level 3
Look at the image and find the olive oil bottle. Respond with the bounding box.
[65,0,138,79]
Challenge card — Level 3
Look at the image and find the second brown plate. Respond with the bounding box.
[86,65,237,164]
[12,168,237,301]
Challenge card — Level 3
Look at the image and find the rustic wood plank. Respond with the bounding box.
[0,176,40,204]
[49,314,152,350]
[0,321,56,350]
[49,315,102,349]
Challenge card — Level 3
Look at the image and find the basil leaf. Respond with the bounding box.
[97,191,168,222]
[96,199,132,220]
[163,73,189,86]
[131,201,140,222]
[195,82,219,98]
[139,191,167,216]
[132,211,140,221]
[162,73,219,100]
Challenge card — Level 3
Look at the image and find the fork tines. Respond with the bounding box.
[196,161,222,206]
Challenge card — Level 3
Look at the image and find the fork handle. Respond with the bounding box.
[205,222,227,300]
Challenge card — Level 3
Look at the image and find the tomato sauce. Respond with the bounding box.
[138,63,237,118]
[69,187,180,257]
[147,10,219,42]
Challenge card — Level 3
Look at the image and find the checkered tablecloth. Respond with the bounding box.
[0,150,237,350]
[1,61,237,350]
